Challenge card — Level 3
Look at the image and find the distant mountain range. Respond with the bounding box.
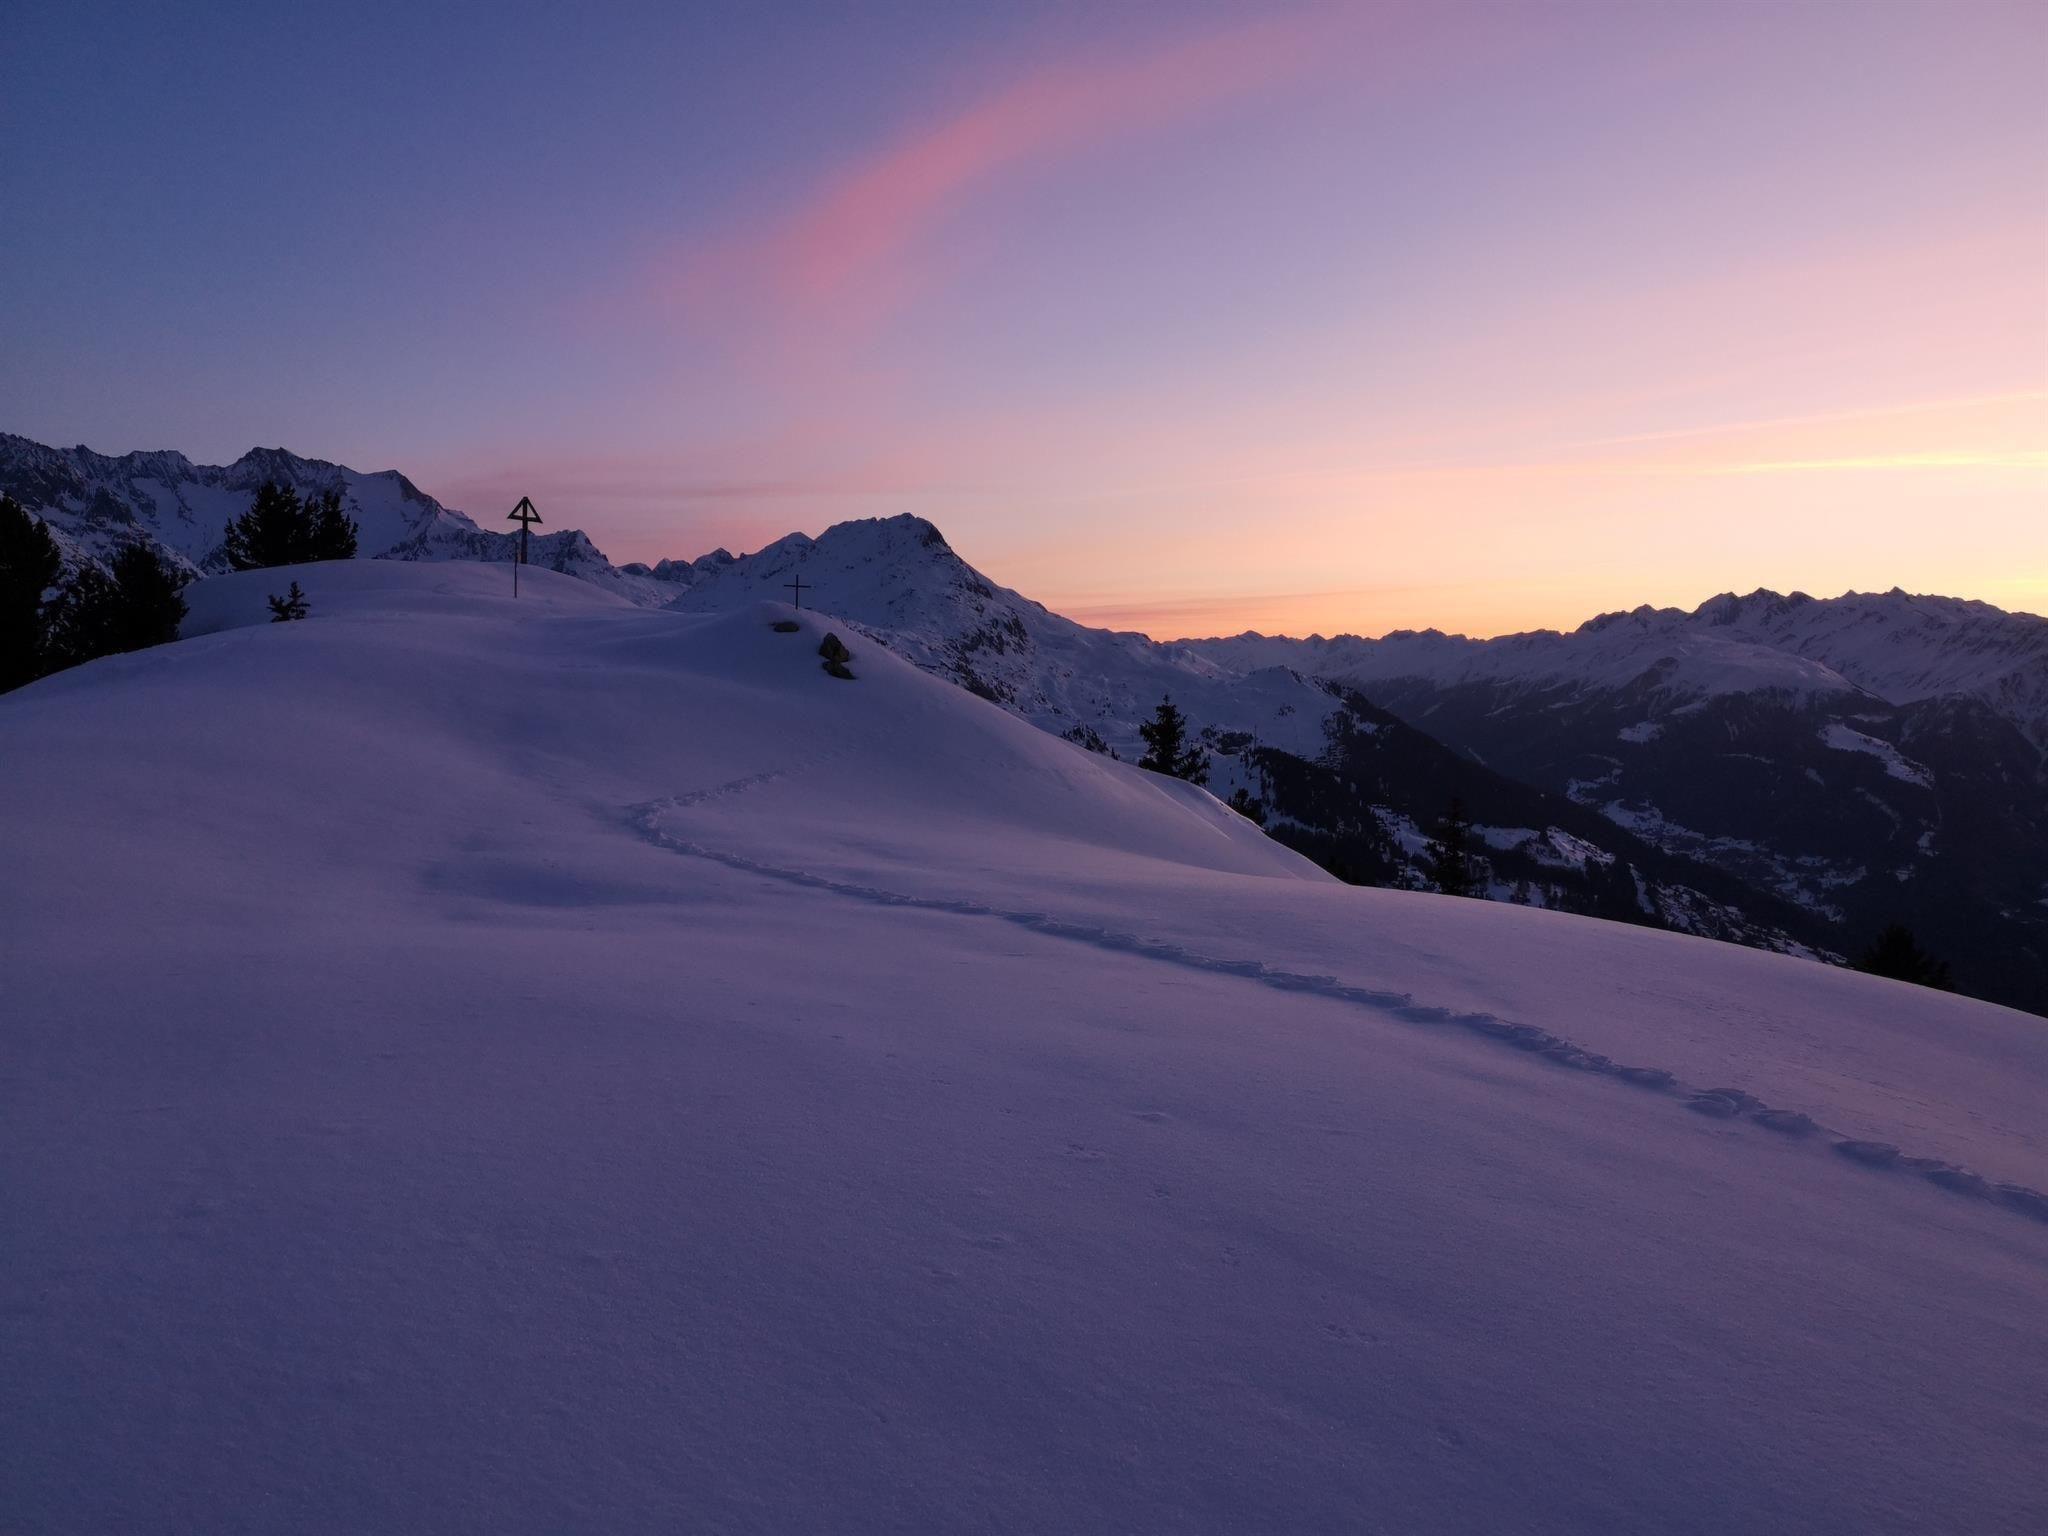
[7,431,2043,1014]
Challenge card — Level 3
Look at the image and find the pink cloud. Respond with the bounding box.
[658,11,1336,344]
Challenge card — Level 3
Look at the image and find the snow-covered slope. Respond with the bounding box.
[664,512,1347,760]
[5,561,2045,1533]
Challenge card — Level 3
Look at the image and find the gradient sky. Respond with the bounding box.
[4,0,2043,637]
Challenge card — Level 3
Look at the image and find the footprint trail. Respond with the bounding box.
[626,794,2048,1228]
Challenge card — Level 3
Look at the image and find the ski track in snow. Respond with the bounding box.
[624,783,2048,1229]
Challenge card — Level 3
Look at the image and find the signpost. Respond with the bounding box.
[784,573,808,609]
[507,496,542,597]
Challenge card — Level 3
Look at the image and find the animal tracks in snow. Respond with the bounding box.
[626,796,2048,1229]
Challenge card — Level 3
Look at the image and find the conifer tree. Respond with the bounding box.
[220,482,357,569]
[267,581,310,622]
[0,493,62,691]
[222,482,308,570]
[1854,923,1952,990]
[1137,694,1210,785]
[41,565,115,671]
[43,544,187,669]
[106,542,189,650]
[1424,796,1478,897]
[305,488,359,561]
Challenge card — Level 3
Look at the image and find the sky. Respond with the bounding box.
[2,0,2043,638]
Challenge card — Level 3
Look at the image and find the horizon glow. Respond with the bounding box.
[2,0,2042,639]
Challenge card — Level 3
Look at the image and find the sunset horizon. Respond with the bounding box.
[6,0,2042,639]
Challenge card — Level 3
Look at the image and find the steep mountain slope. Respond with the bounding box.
[1694,587,2048,748]
[1187,594,2048,1014]
[1240,687,1838,957]
[5,560,2044,1533]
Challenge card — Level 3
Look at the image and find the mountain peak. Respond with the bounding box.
[813,513,954,556]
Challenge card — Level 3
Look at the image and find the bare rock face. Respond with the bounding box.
[818,633,852,664]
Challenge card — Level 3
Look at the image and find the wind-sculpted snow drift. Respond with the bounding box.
[5,560,2045,1534]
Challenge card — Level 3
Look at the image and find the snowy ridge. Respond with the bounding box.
[1186,586,2048,749]
[1,433,465,573]
[0,432,677,605]
[663,512,1351,760]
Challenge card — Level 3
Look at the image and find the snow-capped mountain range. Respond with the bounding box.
[0,433,675,606]
[7,432,2042,1011]
[1184,588,2048,755]
[1181,595,2048,1016]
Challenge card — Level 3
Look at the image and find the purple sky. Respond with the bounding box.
[3,0,2042,636]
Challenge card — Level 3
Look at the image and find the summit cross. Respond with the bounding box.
[506,496,543,597]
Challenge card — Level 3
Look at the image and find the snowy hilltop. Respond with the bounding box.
[4,558,2045,1533]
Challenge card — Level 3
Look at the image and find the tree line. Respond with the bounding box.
[0,482,356,692]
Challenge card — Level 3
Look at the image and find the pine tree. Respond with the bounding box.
[1855,923,1952,990]
[1227,786,1267,825]
[222,482,307,570]
[1,493,62,691]
[221,481,356,569]
[1137,695,1210,785]
[42,566,118,670]
[305,488,359,561]
[106,543,188,650]
[268,581,310,622]
[1424,796,1477,897]
[43,544,187,670]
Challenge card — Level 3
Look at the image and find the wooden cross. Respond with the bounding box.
[506,496,542,596]
[784,573,809,609]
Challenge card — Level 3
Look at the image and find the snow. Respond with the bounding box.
[1185,588,2048,749]
[1474,823,1544,851]
[5,560,2046,1534]
[663,513,1349,763]
[17,424,2040,756]
[1822,722,1936,787]
[1190,614,1865,705]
